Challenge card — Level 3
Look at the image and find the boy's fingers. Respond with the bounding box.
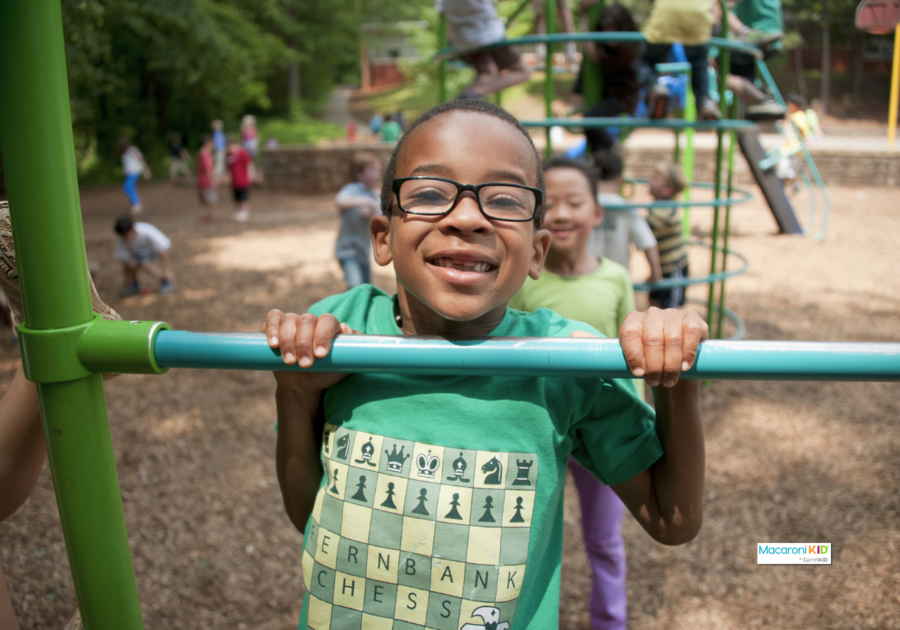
[265,309,284,347]
[277,314,300,365]
[641,307,666,387]
[618,312,646,377]
[294,313,319,368]
[662,311,686,387]
[680,312,709,371]
[313,314,341,358]
[340,323,362,335]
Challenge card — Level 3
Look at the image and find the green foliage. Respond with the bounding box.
[257,111,347,145]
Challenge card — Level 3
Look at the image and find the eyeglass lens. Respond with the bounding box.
[398,178,535,220]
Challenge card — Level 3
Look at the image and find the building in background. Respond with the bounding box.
[360,23,425,92]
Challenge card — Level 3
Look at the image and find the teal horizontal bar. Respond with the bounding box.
[522,117,757,130]
[151,332,900,382]
[436,34,763,59]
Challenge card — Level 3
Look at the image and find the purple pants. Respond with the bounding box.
[570,457,627,630]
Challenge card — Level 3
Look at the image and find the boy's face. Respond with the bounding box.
[124,228,137,242]
[358,164,383,189]
[648,171,673,200]
[372,111,550,326]
[543,168,602,259]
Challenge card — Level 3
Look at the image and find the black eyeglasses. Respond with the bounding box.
[392,177,543,223]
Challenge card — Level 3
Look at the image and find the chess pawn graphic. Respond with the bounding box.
[351,475,368,502]
[446,452,471,483]
[509,497,526,523]
[411,488,429,515]
[355,437,377,467]
[444,493,463,520]
[384,444,410,474]
[478,495,496,523]
[416,450,440,479]
[380,482,397,509]
[329,467,340,496]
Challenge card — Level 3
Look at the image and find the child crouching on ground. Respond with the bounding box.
[647,162,690,309]
[508,157,639,630]
[265,100,707,630]
[114,216,176,296]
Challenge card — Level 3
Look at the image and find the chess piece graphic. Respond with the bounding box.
[355,437,377,467]
[416,450,440,479]
[481,456,503,485]
[510,497,526,523]
[511,459,533,486]
[384,444,410,473]
[329,467,340,496]
[335,434,349,460]
[478,496,496,523]
[461,605,509,630]
[380,482,397,509]
[446,452,471,483]
[323,430,331,454]
[444,493,463,520]
[351,475,368,502]
[411,488,429,515]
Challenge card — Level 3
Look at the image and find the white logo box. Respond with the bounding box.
[757,543,832,565]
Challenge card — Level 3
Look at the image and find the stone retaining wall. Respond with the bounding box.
[263,142,900,194]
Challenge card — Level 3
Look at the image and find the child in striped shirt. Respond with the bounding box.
[647,162,689,309]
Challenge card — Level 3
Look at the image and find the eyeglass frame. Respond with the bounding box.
[391,176,544,223]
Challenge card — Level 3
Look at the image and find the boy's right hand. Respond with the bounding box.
[264,310,358,395]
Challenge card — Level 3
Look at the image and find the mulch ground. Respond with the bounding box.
[0,178,898,629]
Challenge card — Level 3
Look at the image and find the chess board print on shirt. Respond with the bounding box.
[302,424,539,630]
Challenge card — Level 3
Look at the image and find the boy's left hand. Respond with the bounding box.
[619,307,708,388]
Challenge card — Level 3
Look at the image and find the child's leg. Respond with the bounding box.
[0,367,44,522]
[338,257,365,289]
[583,98,628,152]
[570,458,627,630]
[122,174,141,207]
[683,45,710,104]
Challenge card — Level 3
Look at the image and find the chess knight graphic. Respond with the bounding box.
[460,606,510,630]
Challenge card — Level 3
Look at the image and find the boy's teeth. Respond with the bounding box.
[433,258,493,272]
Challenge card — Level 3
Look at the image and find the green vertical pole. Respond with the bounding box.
[706,1,730,333]
[544,0,556,158]
[581,2,605,155]
[439,12,449,103]
[0,2,145,629]
[681,70,696,239]
[715,99,739,339]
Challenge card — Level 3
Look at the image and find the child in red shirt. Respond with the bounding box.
[226,138,256,222]
[196,135,218,223]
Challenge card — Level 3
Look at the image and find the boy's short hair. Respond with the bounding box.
[380,99,546,227]
[544,157,597,198]
[593,149,623,182]
[786,93,807,108]
[201,134,213,145]
[352,153,382,175]
[114,216,134,235]
[653,162,688,196]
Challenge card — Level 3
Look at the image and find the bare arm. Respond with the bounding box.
[613,308,707,545]
[265,310,354,531]
[643,245,663,283]
[156,251,174,283]
[248,160,257,184]
[0,367,44,522]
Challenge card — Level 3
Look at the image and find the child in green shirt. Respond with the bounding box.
[264,100,707,630]
[508,157,636,629]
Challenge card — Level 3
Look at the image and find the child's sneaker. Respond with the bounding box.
[646,84,670,119]
[159,279,177,295]
[120,281,142,297]
[233,209,250,222]
[1,201,121,326]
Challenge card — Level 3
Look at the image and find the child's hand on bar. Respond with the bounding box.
[618,307,708,388]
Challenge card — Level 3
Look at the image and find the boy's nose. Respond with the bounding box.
[443,192,491,233]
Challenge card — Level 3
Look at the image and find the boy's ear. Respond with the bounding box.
[371,214,393,267]
[528,227,552,280]
[593,201,604,228]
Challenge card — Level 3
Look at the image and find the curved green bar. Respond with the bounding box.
[522,117,757,130]
[602,179,754,210]
[687,298,747,341]
[152,332,900,382]
[633,242,749,292]
[436,33,763,59]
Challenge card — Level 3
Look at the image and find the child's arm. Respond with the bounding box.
[156,251,175,283]
[248,159,257,184]
[265,310,354,531]
[137,149,152,180]
[643,245,663,283]
[610,308,707,544]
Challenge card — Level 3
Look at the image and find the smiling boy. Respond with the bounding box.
[265,100,706,630]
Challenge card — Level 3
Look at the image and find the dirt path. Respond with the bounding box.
[0,182,897,629]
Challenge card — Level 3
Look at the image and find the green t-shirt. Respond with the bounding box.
[297,284,661,630]
[508,258,635,339]
[735,0,783,34]
[379,120,402,143]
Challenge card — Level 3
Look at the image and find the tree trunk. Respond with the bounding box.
[794,20,808,98]
[820,1,831,115]
[852,30,865,106]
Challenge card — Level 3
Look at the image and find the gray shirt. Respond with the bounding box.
[334,181,380,262]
